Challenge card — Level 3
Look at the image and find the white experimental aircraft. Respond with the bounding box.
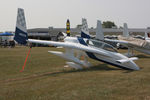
[94,21,150,56]
[14,8,140,70]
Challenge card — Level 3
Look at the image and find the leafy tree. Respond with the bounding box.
[102,21,117,28]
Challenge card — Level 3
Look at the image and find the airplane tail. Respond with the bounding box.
[81,18,90,39]
[14,8,28,45]
[96,20,104,40]
[145,32,150,40]
[123,23,129,37]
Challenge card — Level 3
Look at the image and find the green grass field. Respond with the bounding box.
[0,47,150,100]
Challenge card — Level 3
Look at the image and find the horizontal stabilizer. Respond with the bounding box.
[116,57,138,64]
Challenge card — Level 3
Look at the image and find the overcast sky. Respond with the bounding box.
[0,0,150,31]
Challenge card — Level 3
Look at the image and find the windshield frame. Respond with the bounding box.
[86,39,118,53]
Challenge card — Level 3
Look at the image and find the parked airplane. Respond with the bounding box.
[14,8,140,70]
[95,21,150,56]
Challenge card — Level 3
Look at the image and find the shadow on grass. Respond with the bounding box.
[122,70,134,73]
[136,54,150,58]
[1,64,132,83]
[65,64,119,72]
[41,64,123,77]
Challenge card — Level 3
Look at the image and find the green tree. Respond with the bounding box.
[102,21,117,28]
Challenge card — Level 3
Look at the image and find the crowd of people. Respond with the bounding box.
[0,40,15,48]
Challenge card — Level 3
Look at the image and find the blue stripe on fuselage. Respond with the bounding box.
[77,37,131,70]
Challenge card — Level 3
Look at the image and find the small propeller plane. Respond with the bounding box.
[14,8,140,70]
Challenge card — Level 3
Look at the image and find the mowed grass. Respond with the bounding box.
[0,47,150,100]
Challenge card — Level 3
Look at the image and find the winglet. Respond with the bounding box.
[96,20,104,40]
[123,23,129,37]
[81,18,90,39]
[14,8,28,45]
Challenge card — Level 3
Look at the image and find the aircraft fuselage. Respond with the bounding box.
[64,37,139,70]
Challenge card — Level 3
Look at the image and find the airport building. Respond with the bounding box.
[27,27,64,41]
[27,27,150,40]
[27,27,80,41]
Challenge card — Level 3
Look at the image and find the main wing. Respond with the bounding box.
[105,38,129,45]
[28,39,110,57]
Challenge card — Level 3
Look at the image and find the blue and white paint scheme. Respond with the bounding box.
[81,18,91,39]
[14,8,140,70]
[14,8,28,45]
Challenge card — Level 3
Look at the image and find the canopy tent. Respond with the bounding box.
[0,32,13,36]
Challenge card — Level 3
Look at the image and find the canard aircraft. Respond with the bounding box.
[94,21,150,57]
[14,8,140,70]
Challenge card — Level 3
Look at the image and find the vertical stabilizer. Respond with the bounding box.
[14,8,28,45]
[66,19,70,36]
[123,23,129,37]
[145,32,150,41]
[81,18,90,39]
[96,20,104,40]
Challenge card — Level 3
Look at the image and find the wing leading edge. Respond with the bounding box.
[28,39,110,57]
